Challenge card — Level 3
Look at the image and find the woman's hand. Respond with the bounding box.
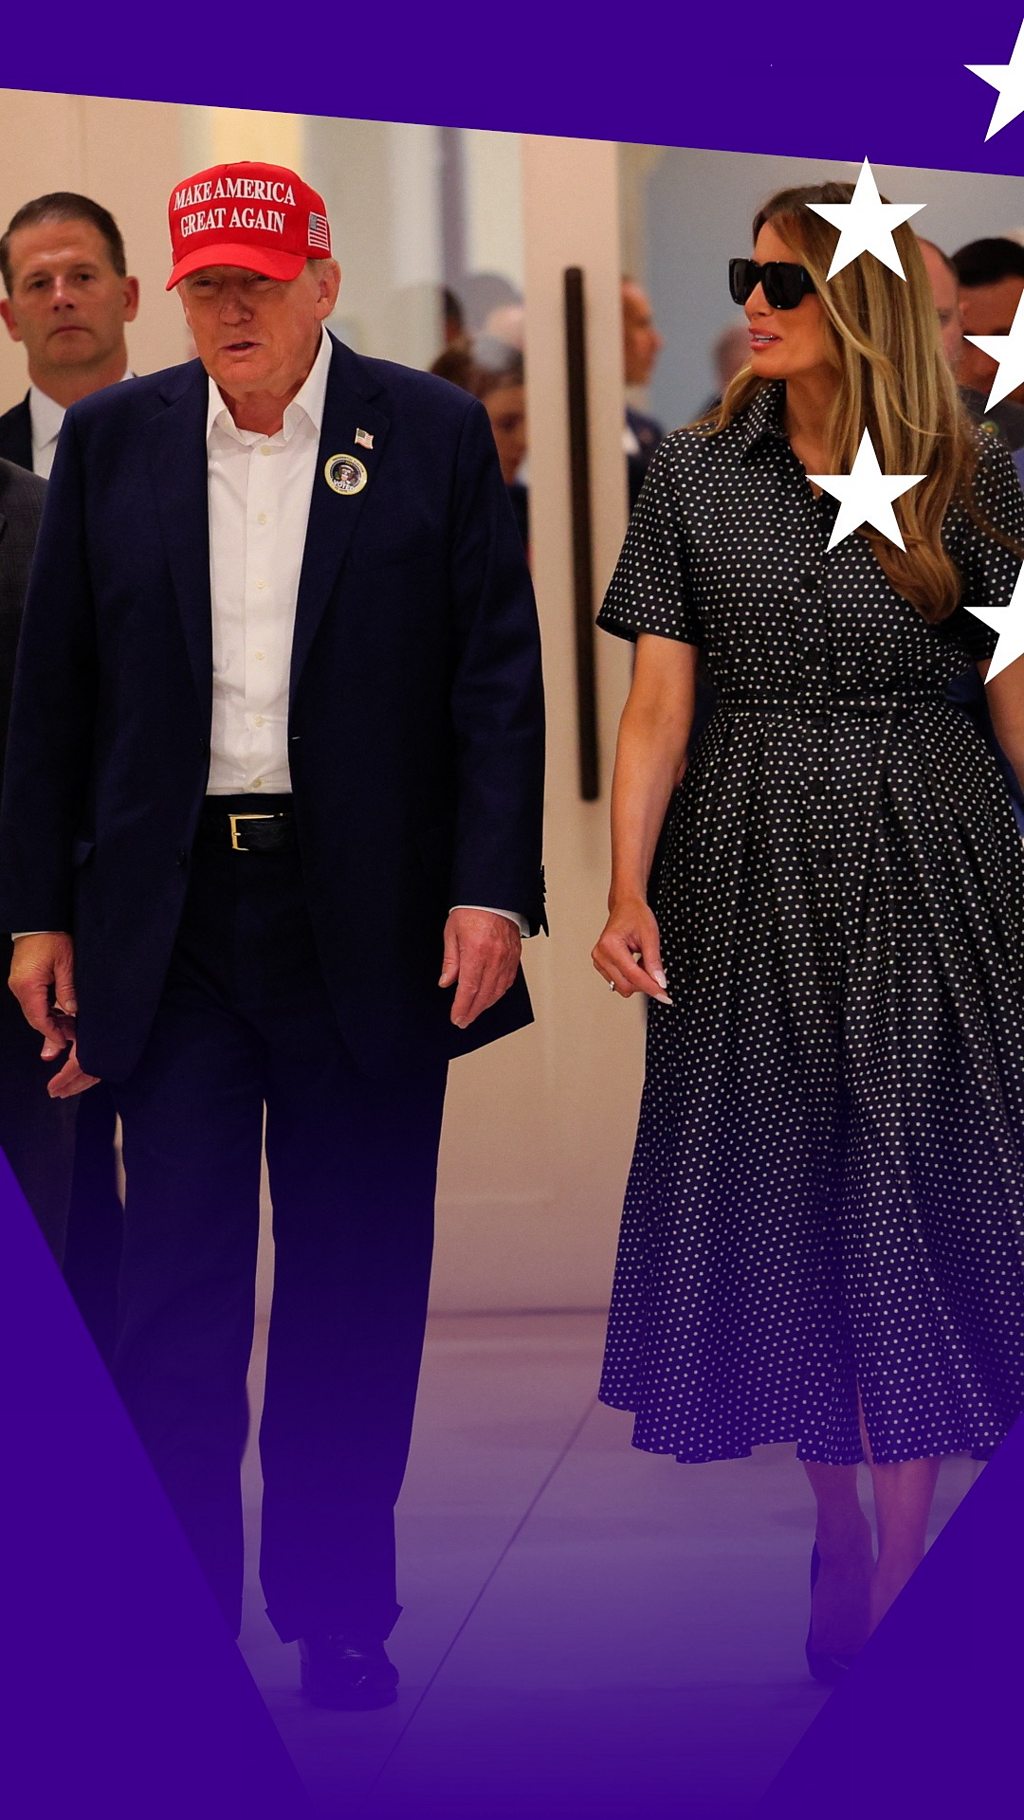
[592,896,673,1003]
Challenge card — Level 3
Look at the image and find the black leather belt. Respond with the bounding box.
[197,796,297,854]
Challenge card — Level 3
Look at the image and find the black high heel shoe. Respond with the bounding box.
[805,1543,861,1684]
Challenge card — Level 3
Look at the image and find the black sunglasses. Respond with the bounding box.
[729,258,816,311]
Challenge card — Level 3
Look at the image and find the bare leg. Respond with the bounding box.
[801,1460,874,1655]
[857,1401,941,1631]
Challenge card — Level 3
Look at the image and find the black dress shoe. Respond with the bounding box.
[298,1634,399,1710]
[805,1543,861,1684]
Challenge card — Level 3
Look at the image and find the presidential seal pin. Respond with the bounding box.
[324,453,368,495]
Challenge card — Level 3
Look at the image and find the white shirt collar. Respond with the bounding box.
[28,384,66,451]
[206,325,332,446]
[29,367,135,450]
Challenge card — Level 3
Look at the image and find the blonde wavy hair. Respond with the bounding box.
[704,182,1009,624]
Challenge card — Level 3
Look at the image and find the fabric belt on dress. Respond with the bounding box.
[196,795,297,854]
[716,691,948,718]
[713,690,949,979]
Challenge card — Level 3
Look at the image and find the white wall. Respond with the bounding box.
[0,89,188,399]
[429,135,640,1312]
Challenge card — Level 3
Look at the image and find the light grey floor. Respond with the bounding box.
[238,1312,975,1820]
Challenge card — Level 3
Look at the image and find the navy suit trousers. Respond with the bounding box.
[111,826,447,1641]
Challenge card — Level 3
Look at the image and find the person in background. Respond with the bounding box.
[432,335,529,548]
[955,235,1024,410]
[917,237,967,370]
[622,275,664,511]
[698,320,752,416]
[458,271,522,335]
[918,237,1024,448]
[0,193,139,473]
[472,336,527,487]
[482,302,524,350]
[0,192,139,1357]
[442,286,465,346]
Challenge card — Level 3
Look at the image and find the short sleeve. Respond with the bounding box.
[596,441,703,647]
[950,431,1024,660]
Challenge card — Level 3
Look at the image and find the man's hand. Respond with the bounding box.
[439,909,521,1028]
[8,932,100,1098]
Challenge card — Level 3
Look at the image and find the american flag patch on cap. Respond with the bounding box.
[308,211,331,251]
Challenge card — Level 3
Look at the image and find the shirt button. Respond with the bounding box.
[257,512,269,526]
[254,650,266,662]
[255,579,268,591]
[251,778,264,790]
[260,445,273,458]
[253,714,265,727]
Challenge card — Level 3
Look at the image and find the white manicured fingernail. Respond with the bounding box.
[655,992,673,1007]
[652,969,668,989]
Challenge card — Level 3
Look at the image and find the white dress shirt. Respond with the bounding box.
[28,385,66,479]
[29,369,134,478]
[204,327,527,932]
[204,327,330,795]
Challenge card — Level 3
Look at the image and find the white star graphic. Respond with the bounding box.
[808,429,927,551]
[806,158,925,281]
[966,19,1024,141]
[964,289,1024,410]
[964,560,1024,681]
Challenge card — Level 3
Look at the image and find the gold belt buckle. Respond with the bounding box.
[229,812,275,852]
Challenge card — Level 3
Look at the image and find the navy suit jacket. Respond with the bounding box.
[0,334,546,1082]
[625,405,664,514]
[0,456,47,985]
[0,395,33,473]
[0,457,45,787]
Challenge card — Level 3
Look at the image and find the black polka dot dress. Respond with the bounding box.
[597,381,1024,1465]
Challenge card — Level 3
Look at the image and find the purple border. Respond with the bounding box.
[0,1156,311,1817]
[757,1415,1024,1818]
[6,5,1024,176]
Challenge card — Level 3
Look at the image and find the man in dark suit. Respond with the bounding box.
[0,161,545,1709]
[0,457,76,1253]
[1,192,141,1358]
[0,192,139,474]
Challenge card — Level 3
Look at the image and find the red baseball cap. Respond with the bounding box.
[166,160,333,289]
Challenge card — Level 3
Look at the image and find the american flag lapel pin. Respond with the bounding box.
[355,427,374,450]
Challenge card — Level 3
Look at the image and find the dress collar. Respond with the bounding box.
[734,381,789,459]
